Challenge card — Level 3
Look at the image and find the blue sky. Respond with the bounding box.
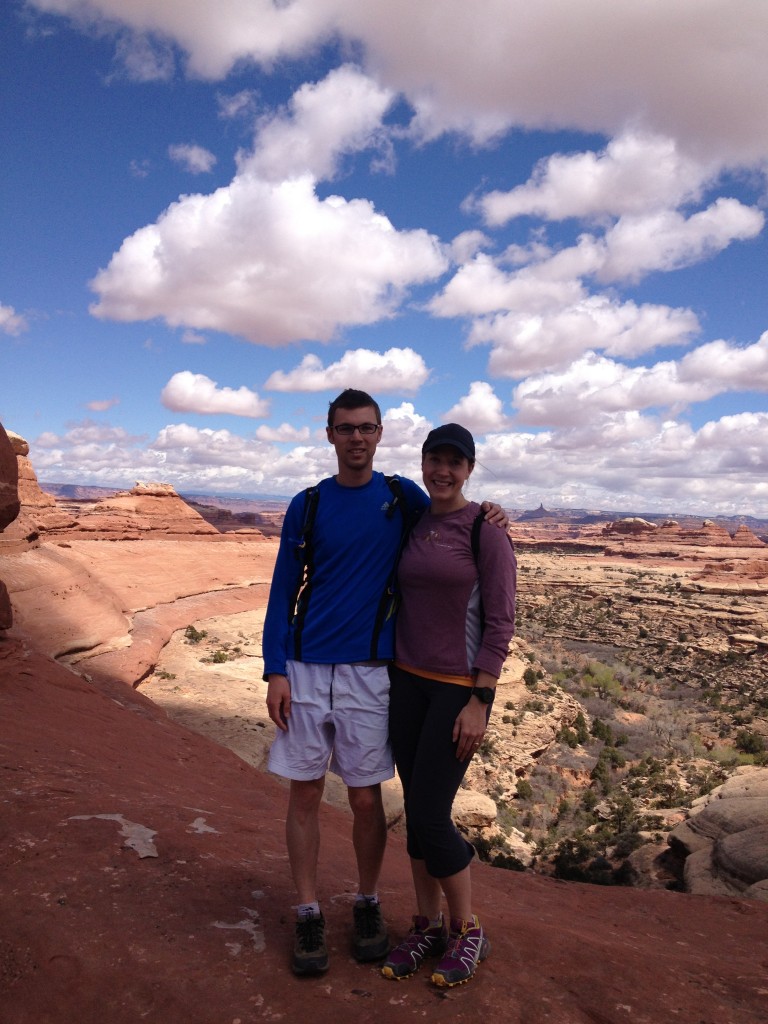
[2,0,768,516]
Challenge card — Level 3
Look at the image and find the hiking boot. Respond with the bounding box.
[430,915,490,987]
[352,899,389,962]
[292,912,329,976]
[381,914,448,980]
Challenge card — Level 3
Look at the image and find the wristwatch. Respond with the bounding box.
[470,686,496,704]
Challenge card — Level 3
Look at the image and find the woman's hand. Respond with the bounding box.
[453,697,488,761]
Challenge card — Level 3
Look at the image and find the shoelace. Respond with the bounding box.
[296,916,324,951]
[354,903,381,937]
[444,926,473,960]
[395,929,430,954]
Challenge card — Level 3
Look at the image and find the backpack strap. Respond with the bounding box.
[471,508,484,563]
[289,484,320,660]
[471,509,486,630]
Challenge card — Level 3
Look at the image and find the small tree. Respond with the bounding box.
[735,730,766,756]
[523,667,538,689]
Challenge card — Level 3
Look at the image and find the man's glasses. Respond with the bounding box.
[331,422,381,435]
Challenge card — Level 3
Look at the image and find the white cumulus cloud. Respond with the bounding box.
[242,64,394,182]
[442,382,508,434]
[160,371,270,418]
[89,174,446,345]
[264,347,429,393]
[29,0,768,163]
[168,143,217,174]
[475,133,713,225]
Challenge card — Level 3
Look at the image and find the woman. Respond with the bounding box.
[381,423,517,988]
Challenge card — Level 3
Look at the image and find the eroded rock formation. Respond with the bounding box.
[668,767,768,900]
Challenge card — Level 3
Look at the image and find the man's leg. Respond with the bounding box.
[347,782,387,893]
[286,776,326,903]
[347,782,390,961]
[287,776,329,976]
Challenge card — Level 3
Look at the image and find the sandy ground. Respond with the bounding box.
[140,608,404,818]
[140,608,273,771]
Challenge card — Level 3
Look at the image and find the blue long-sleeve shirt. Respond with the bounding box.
[262,472,428,676]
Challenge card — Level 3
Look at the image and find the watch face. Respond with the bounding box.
[473,687,494,703]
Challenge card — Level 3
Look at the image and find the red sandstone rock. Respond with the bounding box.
[70,486,222,537]
[732,524,766,547]
[0,578,12,630]
[0,424,19,533]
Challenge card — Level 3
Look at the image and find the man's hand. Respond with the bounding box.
[266,673,291,731]
[481,500,509,530]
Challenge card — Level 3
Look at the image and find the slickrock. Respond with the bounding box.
[4,635,768,1024]
[2,537,275,665]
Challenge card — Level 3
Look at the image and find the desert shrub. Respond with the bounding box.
[581,789,598,811]
[573,711,590,744]
[734,729,766,755]
[184,625,207,644]
[557,726,578,748]
[516,779,534,801]
[523,667,538,688]
[591,718,614,744]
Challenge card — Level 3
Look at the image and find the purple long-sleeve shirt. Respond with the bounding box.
[395,501,517,683]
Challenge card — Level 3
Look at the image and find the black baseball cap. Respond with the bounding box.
[422,423,476,460]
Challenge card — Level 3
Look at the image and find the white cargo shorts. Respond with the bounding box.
[267,660,394,787]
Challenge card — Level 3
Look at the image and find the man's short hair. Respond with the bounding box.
[327,389,381,427]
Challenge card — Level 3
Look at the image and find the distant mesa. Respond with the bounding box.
[604,516,765,548]
[130,481,179,497]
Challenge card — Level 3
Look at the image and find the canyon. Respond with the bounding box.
[2,423,768,1023]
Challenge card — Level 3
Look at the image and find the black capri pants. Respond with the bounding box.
[388,664,493,879]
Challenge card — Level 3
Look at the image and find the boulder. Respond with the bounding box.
[668,767,768,901]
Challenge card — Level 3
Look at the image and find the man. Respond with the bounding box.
[262,389,505,976]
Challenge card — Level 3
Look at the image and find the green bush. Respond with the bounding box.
[734,730,766,755]
[516,779,533,801]
[184,625,207,644]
